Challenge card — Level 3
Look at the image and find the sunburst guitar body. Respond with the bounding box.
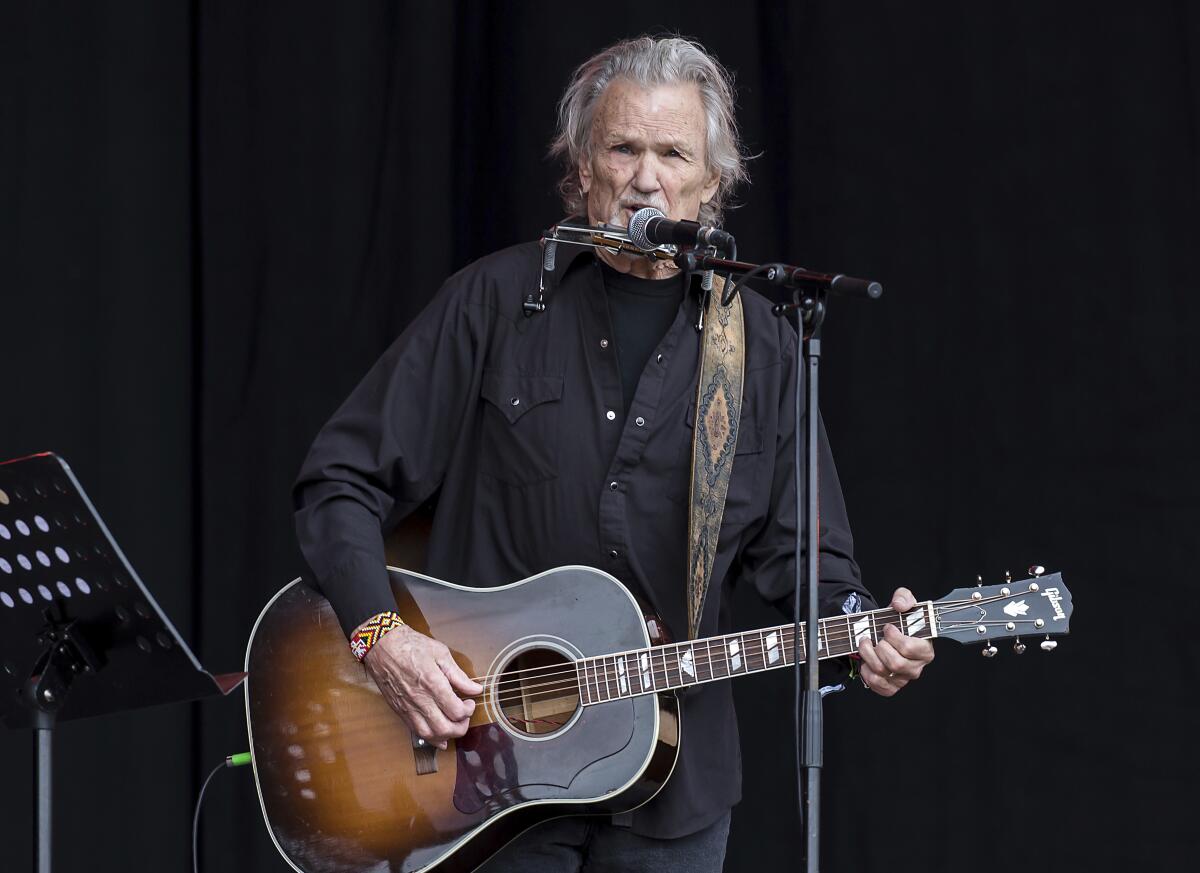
[244,566,679,873]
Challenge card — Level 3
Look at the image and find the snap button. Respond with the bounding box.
[656,354,664,364]
[635,416,645,427]
[600,338,609,349]
[609,481,619,491]
[609,549,619,559]
[606,410,616,421]
[510,397,520,406]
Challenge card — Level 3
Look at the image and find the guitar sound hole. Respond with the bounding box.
[495,647,580,737]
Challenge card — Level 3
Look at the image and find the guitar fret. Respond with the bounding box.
[577,661,589,705]
[708,639,723,678]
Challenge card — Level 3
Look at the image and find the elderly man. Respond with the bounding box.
[294,35,933,872]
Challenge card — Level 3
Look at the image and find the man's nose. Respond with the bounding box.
[632,154,661,194]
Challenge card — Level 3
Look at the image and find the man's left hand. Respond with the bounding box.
[856,587,935,697]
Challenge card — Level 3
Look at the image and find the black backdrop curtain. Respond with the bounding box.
[2,2,1198,871]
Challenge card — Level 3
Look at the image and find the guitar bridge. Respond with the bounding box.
[412,732,438,775]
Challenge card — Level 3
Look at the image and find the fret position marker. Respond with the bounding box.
[641,653,651,689]
[905,612,927,635]
[617,657,628,695]
[765,631,780,664]
[680,647,695,678]
[852,617,871,646]
[729,639,741,672]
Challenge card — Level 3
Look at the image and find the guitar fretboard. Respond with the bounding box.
[575,604,937,705]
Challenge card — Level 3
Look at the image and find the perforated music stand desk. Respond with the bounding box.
[0,452,244,873]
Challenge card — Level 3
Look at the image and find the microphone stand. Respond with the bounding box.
[677,249,881,873]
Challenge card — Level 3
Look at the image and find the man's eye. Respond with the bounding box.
[612,144,633,154]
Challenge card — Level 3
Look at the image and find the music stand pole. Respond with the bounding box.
[34,708,52,873]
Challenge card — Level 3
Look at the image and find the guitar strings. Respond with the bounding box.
[477,617,919,706]
[476,617,912,698]
[471,609,1049,705]
[485,614,1053,711]
[463,607,915,687]
[462,592,1039,691]
[469,612,915,693]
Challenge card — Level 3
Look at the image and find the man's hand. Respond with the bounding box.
[361,623,483,749]
[856,587,935,697]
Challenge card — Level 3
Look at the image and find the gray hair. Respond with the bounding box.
[549,36,749,227]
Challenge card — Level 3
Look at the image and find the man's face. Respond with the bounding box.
[579,79,721,230]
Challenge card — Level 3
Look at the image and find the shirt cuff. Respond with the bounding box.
[316,552,399,639]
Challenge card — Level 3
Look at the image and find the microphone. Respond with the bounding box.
[628,207,735,253]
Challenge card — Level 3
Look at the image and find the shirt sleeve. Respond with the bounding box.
[292,274,486,637]
[737,321,879,679]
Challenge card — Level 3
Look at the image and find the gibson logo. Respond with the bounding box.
[1040,587,1066,621]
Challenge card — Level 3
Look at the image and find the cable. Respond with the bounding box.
[193,753,252,873]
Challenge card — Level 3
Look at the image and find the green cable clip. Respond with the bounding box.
[225,752,252,768]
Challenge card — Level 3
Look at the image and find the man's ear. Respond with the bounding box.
[578,153,592,195]
[700,167,720,207]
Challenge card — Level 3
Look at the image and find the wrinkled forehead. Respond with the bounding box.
[590,79,708,151]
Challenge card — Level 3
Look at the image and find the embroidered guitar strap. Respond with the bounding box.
[686,276,746,639]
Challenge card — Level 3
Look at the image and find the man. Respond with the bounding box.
[294,35,933,872]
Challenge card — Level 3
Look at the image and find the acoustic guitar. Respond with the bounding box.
[244,565,1073,872]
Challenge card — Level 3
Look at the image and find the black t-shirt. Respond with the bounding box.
[599,261,686,415]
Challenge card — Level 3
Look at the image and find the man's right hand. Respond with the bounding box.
[361,623,483,749]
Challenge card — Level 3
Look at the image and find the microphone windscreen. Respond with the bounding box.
[542,240,557,272]
[628,207,665,251]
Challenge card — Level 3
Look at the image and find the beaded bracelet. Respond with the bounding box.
[350,611,406,662]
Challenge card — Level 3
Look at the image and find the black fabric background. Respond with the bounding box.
[2,2,1197,870]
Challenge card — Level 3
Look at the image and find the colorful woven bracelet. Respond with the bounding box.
[350,611,406,662]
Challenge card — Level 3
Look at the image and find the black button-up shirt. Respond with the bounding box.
[293,240,876,838]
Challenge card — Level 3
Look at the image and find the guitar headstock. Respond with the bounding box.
[933,568,1072,656]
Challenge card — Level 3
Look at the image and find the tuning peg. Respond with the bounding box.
[976,575,983,587]
[1013,638,1026,654]
[1004,570,1012,584]
[1040,636,1057,652]
[982,645,998,658]
[1028,565,1045,577]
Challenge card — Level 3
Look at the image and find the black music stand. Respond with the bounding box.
[0,452,244,873]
